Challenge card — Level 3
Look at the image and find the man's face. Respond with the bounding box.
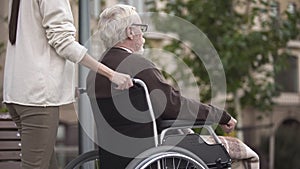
[130,23,147,54]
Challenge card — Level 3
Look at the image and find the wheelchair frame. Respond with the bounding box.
[64,78,232,169]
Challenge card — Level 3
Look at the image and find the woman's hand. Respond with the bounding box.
[110,71,133,90]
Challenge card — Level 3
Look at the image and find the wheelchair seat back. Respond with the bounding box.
[91,85,157,168]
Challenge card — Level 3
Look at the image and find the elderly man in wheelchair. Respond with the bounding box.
[86,4,259,169]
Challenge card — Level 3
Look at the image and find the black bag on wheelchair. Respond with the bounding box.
[162,133,231,169]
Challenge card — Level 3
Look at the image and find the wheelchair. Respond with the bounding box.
[64,79,231,169]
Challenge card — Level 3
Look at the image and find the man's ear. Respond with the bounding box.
[126,27,134,40]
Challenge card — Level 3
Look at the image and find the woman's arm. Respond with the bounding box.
[79,54,133,89]
[39,0,132,89]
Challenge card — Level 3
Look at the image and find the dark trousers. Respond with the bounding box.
[6,103,59,169]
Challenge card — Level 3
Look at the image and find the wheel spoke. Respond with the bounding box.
[185,161,190,169]
[173,157,175,168]
[176,158,182,169]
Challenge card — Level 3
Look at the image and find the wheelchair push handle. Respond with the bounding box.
[132,78,144,86]
[132,78,159,147]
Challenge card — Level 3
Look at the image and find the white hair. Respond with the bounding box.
[98,4,140,48]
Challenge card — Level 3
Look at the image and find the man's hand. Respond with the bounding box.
[220,117,237,133]
[111,71,133,90]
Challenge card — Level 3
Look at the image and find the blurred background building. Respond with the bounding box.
[0,0,300,169]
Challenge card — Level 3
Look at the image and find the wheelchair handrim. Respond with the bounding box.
[134,151,206,169]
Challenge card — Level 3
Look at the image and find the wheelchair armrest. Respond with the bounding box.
[159,120,222,145]
[159,120,214,129]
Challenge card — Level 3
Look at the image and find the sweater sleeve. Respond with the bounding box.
[132,57,232,124]
[39,0,87,63]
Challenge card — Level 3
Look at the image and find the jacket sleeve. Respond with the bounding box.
[133,57,231,124]
[39,0,87,63]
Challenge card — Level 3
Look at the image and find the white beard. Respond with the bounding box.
[134,46,144,55]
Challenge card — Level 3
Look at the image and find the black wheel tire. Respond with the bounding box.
[125,145,209,169]
[64,150,99,169]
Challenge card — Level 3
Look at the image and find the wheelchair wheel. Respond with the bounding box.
[64,150,100,169]
[126,146,209,169]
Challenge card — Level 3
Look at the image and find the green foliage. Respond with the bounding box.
[147,0,300,115]
[0,107,8,113]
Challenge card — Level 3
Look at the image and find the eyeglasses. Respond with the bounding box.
[131,23,148,32]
